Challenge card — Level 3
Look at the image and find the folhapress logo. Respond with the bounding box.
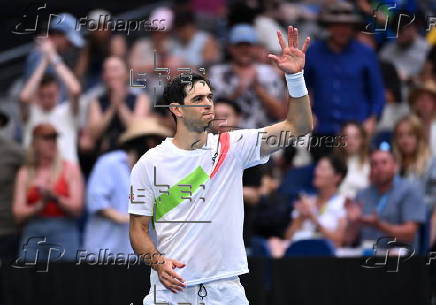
[361,237,415,272]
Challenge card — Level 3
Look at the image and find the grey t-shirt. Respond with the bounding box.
[356,176,427,250]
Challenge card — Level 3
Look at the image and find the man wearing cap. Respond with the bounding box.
[347,148,426,250]
[84,118,172,261]
[209,23,286,129]
[25,13,84,79]
[305,1,385,161]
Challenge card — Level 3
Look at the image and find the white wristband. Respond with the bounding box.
[285,70,308,98]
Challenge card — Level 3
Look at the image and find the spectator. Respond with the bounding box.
[408,81,436,156]
[19,37,81,164]
[83,118,172,259]
[252,172,291,240]
[283,155,348,247]
[420,45,436,84]
[305,1,385,161]
[172,9,221,67]
[335,122,370,199]
[379,11,430,82]
[25,13,84,79]
[12,123,83,261]
[75,10,127,91]
[392,115,436,247]
[0,110,25,263]
[209,24,286,129]
[349,149,427,249]
[86,56,150,154]
[356,32,405,131]
[128,6,182,98]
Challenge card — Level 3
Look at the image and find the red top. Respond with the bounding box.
[26,162,70,217]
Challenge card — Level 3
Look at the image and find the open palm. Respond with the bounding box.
[268,26,310,74]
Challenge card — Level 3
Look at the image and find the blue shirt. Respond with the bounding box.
[305,40,385,134]
[356,175,427,250]
[84,150,134,257]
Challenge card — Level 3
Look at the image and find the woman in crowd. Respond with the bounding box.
[12,123,83,261]
[284,155,348,246]
[86,56,149,154]
[393,114,436,247]
[334,122,370,199]
[408,81,436,156]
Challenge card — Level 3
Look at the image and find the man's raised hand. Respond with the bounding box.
[267,26,310,74]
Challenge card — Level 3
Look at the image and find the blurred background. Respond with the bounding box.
[0,0,435,304]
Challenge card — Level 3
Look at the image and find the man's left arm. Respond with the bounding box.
[260,26,313,158]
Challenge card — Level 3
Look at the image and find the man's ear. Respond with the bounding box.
[169,102,182,119]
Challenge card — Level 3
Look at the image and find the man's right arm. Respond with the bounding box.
[129,214,162,269]
[128,162,186,293]
[129,214,187,293]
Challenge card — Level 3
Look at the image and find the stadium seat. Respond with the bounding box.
[248,236,272,257]
[284,239,336,256]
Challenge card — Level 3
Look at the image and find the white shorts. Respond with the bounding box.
[143,276,249,305]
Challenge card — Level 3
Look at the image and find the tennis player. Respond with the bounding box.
[129,26,313,305]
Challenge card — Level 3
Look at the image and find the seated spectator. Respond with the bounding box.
[305,1,385,161]
[252,173,291,240]
[75,9,127,91]
[392,115,436,248]
[19,37,81,163]
[408,81,436,156]
[284,155,348,246]
[348,148,427,249]
[172,9,220,67]
[335,122,370,199]
[12,123,83,262]
[0,110,25,263]
[209,24,285,129]
[128,6,181,95]
[379,11,430,82]
[83,118,171,259]
[86,56,150,154]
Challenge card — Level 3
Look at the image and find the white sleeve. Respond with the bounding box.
[128,160,155,216]
[230,127,270,169]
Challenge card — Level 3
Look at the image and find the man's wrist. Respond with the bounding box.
[285,70,308,98]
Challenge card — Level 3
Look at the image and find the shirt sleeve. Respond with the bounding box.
[128,160,155,216]
[230,128,270,169]
[86,158,113,214]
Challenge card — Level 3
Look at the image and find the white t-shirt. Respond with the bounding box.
[339,156,370,199]
[23,103,79,163]
[128,128,270,289]
[291,194,346,241]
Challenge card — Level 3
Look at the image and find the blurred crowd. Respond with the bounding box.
[0,0,435,263]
